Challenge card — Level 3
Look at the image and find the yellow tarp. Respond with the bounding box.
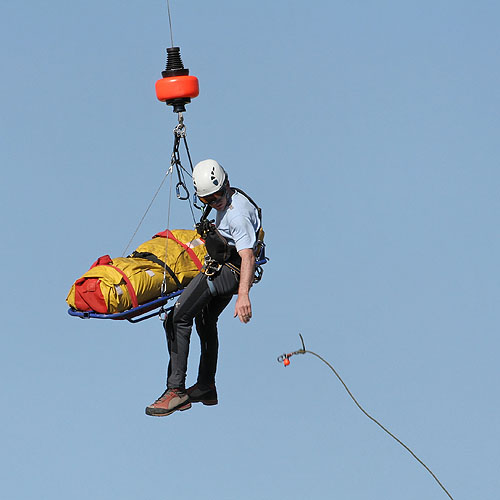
[67,229,206,314]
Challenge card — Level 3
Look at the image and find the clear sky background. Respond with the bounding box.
[1,1,499,499]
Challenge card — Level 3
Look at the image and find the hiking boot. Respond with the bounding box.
[186,383,218,406]
[145,388,191,417]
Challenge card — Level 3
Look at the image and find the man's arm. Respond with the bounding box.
[234,248,255,323]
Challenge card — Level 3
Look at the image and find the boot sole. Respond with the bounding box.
[145,401,192,417]
[189,398,218,406]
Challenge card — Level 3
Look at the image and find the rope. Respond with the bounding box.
[121,171,171,257]
[161,160,174,296]
[278,335,455,500]
[171,115,199,224]
[122,115,199,305]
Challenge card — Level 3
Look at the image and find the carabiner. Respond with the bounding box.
[158,306,168,322]
[277,353,291,363]
[193,193,204,211]
[176,181,190,200]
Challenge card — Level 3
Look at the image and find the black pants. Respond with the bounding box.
[164,266,239,389]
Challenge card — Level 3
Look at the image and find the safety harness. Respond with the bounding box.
[196,188,265,283]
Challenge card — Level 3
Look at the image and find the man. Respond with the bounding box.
[146,159,262,417]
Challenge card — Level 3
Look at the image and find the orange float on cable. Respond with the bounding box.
[156,47,199,113]
[156,76,199,102]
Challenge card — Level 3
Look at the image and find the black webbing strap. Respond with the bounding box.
[232,187,263,229]
[130,251,182,290]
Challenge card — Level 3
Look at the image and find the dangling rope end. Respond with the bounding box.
[276,333,455,500]
[299,333,306,351]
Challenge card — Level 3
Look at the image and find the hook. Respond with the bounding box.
[277,333,307,366]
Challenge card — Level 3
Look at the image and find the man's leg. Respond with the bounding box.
[146,272,213,417]
[188,266,239,405]
[195,293,233,386]
[166,272,214,389]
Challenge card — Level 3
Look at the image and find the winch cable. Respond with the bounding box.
[278,334,455,500]
[166,0,174,48]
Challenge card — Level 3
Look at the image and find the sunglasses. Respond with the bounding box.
[199,186,227,205]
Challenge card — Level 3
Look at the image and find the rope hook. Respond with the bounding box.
[277,333,306,366]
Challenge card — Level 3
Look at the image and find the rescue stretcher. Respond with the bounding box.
[67,246,267,323]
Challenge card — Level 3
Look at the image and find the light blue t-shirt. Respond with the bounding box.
[215,191,260,252]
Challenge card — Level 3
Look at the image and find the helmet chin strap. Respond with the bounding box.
[224,185,232,204]
[223,180,233,202]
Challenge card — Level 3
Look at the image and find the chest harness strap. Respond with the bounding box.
[196,188,264,282]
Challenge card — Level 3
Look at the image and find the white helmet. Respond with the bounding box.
[192,159,227,197]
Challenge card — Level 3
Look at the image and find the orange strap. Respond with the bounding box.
[104,264,139,308]
[163,230,203,270]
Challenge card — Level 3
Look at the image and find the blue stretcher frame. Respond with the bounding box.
[68,255,268,324]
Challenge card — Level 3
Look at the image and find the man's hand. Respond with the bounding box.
[234,248,255,323]
[234,294,252,323]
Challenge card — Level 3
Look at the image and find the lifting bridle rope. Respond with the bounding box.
[161,113,201,297]
[121,113,199,258]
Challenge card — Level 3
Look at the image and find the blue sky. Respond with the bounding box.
[1,1,499,499]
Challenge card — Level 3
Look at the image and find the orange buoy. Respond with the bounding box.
[283,358,290,366]
[156,47,199,113]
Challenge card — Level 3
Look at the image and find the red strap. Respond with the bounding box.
[86,255,138,308]
[90,255,112,269]
[156,230,203,271]
[103,263,139,308]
